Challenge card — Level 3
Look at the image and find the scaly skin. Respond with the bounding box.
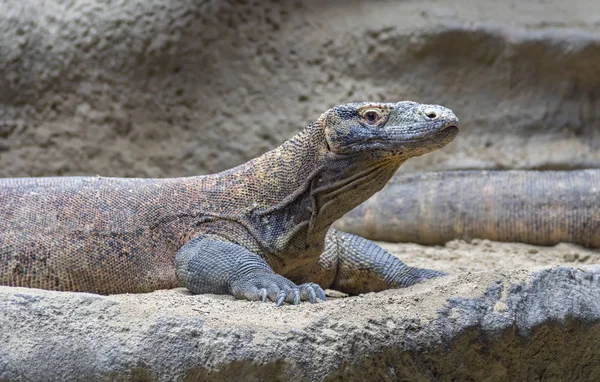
[335,170,600,248]
[0,101,459,305]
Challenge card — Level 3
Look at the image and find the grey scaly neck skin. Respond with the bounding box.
[245,126,404,273]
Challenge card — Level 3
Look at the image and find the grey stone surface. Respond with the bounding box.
[0,0,599,177]
[1,266,599,381]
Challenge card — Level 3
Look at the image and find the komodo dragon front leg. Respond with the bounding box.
[175,235,326,306]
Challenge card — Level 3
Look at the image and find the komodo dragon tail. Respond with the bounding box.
[334,170,600,248]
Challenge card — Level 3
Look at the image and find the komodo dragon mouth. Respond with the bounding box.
[432,124,459,143]
[441,124,459,134]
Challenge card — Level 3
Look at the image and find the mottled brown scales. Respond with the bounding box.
[336,170,600,248]
[0,102,459,304]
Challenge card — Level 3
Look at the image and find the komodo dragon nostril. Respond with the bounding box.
[425,110,438,119]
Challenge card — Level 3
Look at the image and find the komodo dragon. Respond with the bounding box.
[0,101,459,306]
[336,170,600,248]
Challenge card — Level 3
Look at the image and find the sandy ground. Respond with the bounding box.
[107,238,600,333]
[379,239,600,275]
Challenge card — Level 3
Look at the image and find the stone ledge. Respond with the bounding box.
[1,266,599,381]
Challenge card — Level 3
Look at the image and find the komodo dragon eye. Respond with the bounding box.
[361,108,383,125]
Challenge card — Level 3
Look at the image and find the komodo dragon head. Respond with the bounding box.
[297,101,459,235]
[322,101,459,159]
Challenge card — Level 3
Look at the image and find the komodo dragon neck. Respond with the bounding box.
[198,115,404,271]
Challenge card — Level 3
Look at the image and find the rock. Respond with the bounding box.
[0,0,599,177]
[1,266,599,381]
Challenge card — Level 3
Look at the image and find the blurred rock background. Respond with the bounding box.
[0,0,599,178]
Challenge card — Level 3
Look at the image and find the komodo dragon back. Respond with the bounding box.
[1,176,192,293]
[0,101,459,305]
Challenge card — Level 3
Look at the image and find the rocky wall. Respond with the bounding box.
[1,0,599,177]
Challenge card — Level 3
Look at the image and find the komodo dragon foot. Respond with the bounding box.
[175,236,326,306]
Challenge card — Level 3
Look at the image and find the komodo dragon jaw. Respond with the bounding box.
[0,101,458,306]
